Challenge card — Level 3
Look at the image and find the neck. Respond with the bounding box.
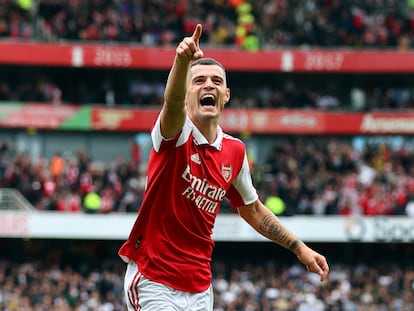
[193,118,218,144]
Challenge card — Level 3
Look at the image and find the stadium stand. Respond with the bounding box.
[2,0,413,49]
[0,239,413,310]
[1,134,414,216]
[1,1,414,310]
[0,139,414,216]
[1,67,414,110]
[1,0,414,110]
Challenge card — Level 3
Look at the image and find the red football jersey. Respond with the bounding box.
[119,116,258,292]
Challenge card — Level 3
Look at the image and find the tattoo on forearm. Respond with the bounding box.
[259,214,293,247]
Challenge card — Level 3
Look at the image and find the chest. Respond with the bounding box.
[186,143,236,190]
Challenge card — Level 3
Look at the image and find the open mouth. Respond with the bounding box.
[200,94,216,107]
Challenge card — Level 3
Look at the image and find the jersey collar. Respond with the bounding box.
[189,117,223,150]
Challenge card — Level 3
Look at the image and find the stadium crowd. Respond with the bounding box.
[0,1,412,214]
[1,0,414,214]
[2,0,413,49]
[0,241,413,311]
[1,1,414,311]
[1,0,414,110]
[1,135,414,216]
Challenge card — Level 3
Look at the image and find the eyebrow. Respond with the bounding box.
[192,75,224,81]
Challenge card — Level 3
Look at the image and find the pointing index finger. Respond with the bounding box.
[192,24,202,44]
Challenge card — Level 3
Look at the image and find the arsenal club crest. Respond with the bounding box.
[221,164,233,183]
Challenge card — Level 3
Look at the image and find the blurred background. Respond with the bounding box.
[1,0,414,310]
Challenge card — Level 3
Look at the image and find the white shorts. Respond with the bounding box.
[124,261,213,311]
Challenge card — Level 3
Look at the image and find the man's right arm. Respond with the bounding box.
[160,24,203,139]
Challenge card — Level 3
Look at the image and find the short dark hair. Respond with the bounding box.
[190,58,225,71]
[190,58,227,87]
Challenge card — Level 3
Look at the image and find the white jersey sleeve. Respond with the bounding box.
[231,153,259,205]
[151,114,192,152]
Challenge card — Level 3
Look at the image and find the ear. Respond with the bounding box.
[224,88,230,105]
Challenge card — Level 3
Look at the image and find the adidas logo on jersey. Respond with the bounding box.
[191,153,201,164]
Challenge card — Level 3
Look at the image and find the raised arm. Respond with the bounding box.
[160,24,204,139]
[237,200,330,281]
